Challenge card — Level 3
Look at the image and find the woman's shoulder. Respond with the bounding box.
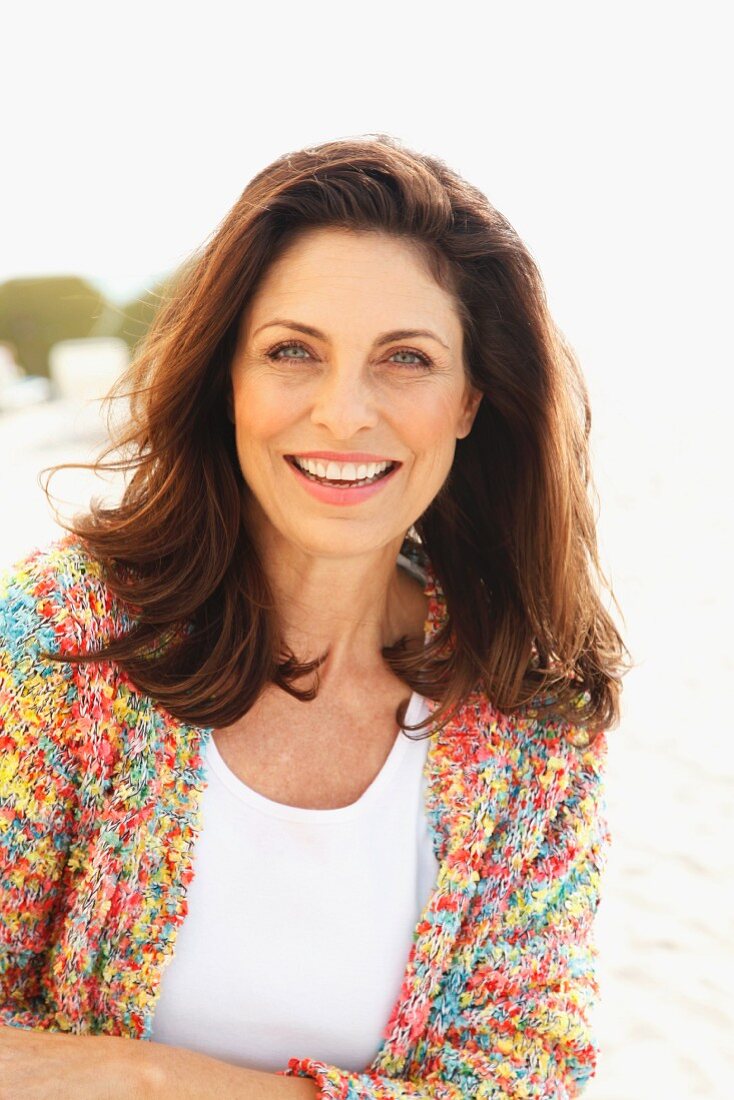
[451,685,608,814]
[1,532,102,594]
[0,533,129,657]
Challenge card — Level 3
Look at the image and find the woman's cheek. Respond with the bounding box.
[233,382,299,439]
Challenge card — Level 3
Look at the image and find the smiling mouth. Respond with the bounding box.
[285,456,399,487]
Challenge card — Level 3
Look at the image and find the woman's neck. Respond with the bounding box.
[260,561,423,685]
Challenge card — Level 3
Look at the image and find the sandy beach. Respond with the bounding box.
[2,394,732,1100]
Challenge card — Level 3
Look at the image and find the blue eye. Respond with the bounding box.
[390,349,432,369]
[267,341,311,361]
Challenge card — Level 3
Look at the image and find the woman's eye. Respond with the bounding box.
[267,341,311,361]
[389,349,432,369]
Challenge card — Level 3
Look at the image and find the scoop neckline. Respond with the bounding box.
[204,689,431,824]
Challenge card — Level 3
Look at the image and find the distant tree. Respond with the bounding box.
[0,276,113,377]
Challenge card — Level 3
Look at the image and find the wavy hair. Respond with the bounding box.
[47,134,630,744]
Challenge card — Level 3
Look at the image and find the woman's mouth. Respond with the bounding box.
[285,455,398,487]
[283,455,402,506]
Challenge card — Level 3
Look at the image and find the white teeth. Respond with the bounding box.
[292,456,393,481]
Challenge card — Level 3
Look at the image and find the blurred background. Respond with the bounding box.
[2,2,731,1097]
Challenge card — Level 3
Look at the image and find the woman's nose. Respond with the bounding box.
[309,368,379,437]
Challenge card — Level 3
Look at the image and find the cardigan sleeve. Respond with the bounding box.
[280,727,610,1100]
[0,555,79,1024]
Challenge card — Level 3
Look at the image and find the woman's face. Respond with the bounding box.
[230,227,482,560]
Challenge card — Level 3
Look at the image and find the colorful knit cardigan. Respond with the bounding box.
[0,536,610,1099]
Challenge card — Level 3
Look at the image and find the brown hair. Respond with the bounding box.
[48,133,630,744]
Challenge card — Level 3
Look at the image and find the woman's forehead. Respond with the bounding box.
[241,232,461,343]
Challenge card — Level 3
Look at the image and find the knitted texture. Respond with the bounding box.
[0,536,610,1098]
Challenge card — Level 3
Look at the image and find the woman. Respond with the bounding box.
[0,135,628,1098]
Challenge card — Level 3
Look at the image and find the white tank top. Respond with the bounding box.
[149,688,440,1072]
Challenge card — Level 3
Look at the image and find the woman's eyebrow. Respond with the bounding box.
[252,319,450,350]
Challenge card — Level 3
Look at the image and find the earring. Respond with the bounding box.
[407,524,422,544]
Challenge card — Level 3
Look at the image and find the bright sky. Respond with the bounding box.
[3,2,726,316]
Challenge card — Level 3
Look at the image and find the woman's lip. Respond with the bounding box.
[285,452,402,464]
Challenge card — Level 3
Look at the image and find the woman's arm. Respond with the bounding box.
[147,1041,319,1099]
[0,556,79,1026]
[0,1026,319,1100]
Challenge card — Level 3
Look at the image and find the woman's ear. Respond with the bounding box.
[456,385,483,440]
